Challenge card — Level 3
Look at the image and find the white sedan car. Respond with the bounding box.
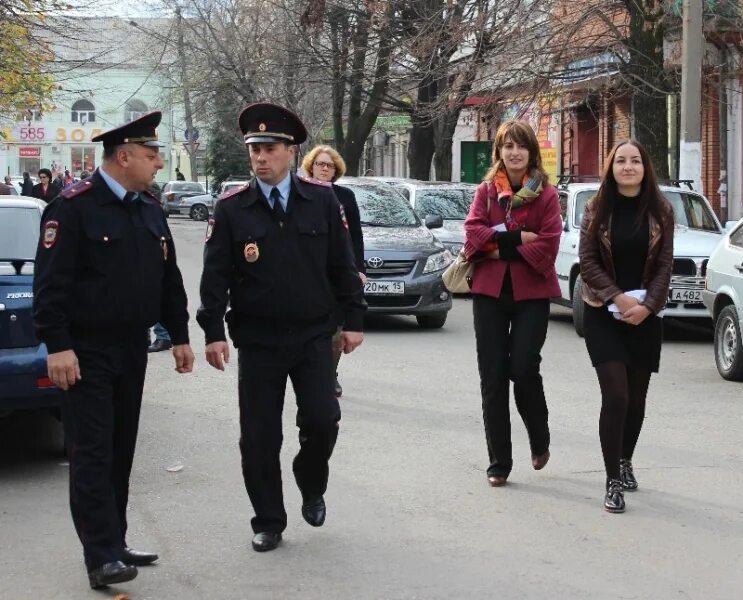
[703,218,743,381]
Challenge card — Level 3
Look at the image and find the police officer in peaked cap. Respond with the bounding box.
[197,102,366,552]
[32,111,195,589]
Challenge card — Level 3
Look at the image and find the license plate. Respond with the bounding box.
[669,288,703,303]
[364,280,404,295]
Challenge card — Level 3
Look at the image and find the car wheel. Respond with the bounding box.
[572,276,585,338]
[416,313,447,329]
[190,204,209,221]
[714,304,743,381]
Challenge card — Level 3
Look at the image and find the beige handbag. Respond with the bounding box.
[442,250,473,293]
[441,195,491,294]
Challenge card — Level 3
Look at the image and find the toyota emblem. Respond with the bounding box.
[367,256,384,269]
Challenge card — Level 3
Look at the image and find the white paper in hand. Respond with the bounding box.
[607,289,663,320]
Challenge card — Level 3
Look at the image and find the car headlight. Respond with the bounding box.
[423,250,454,274]
[442,242,463,256]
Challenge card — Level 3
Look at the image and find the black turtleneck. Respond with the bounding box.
[611,193,649,292]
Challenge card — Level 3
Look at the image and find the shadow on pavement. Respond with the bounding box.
[0,409,65,471]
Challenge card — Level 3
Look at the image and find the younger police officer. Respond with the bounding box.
[32,112,195,589]
[197,103,365,553]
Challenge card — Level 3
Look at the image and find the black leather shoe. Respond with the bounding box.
[334,377,343,398]
[301,495,326,527]
[123,547,159,566]
[620,459,638,491]
[148,339,173,353]
[88,561,138,589]
[252,532,282,552]
[604,478,626,513]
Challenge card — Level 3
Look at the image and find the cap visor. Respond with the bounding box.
[142,140,165,148]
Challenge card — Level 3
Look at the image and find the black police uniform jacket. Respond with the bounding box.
[197,174,366,347]
[32,170,190,353]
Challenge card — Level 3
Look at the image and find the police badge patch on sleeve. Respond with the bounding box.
[205,218,215,242]
[42,220,59,249]
[339,204,349,230]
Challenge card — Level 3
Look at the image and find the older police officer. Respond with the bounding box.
[197,103,365,552]
[33,112,194,589]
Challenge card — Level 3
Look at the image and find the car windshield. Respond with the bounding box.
[0,207,40,260]
[415,188,473,220]
[347,185,420,227]
[574,191,595,227]
[165,182,203,192]
[664,192,719,231]
[573,189,719,232]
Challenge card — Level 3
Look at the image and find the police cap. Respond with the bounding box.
[91,111,165,148]
[239,102,307,146]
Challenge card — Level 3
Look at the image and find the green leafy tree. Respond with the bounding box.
[205,91,251,191]
[0,4,56,126]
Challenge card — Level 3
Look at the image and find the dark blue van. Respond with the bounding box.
[0,198,63,417]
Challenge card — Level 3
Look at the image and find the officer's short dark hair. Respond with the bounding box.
[103,145,124,160]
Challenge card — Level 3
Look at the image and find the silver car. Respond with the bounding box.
[385,181,478,256]
[338,178,454,329]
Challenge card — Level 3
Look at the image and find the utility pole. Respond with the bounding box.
[678,0,703,193]
[176,6,198,182]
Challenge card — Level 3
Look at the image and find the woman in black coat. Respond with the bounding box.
[32,168,59,203]
[301,145,365,398]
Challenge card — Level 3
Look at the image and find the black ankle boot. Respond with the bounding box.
[604,478,625,513]
[620,459,638,491]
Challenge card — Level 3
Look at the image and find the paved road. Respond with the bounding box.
[1,217,742,599]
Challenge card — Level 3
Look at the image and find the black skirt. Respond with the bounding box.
[583,303,663,373]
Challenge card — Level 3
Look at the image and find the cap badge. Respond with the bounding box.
[258,123,267,132]
[244,242,260,263]
[42,220,59,249]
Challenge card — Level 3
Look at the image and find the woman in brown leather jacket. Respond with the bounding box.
[579,140,674,514]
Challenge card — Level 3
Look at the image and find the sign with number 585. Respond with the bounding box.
[20,127,45,141]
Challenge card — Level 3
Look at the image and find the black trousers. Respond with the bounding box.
[473,293,551,477]
[63,334,148,571]
[237,334,341,534]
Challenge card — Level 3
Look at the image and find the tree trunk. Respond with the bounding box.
[408,116,435,180]
[633,93,669,179]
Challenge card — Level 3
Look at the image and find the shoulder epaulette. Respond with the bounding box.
[60,179,94,199]
[297,175,332,188]
[219,183,250,201]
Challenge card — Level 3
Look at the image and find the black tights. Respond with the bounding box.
[595,362,651,481]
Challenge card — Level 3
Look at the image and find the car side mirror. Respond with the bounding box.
[425,214,443,229]
[724,220,737,232]
[563,219,569,232]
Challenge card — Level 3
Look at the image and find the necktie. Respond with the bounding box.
[270,187,285,220]
[124,191,140,204]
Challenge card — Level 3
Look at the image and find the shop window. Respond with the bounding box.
[71,99,96,124]
[71,146,96,174]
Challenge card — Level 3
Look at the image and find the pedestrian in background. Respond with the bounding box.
[301,144,365,398]
[463,120,562,487]
[21,171,34,196]
[32,168,58,203]
[198,102,365,553]
[175,167,185,181]
[33,112,194,589]
[579,140,674,514]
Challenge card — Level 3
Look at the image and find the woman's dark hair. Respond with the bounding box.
[587,140,672,237]
[38,168,52,180]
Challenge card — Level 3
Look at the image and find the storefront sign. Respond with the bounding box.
[8,125,104,144]
[19,147,41,157]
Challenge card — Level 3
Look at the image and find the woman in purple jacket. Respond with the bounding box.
[463,120,562,487]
